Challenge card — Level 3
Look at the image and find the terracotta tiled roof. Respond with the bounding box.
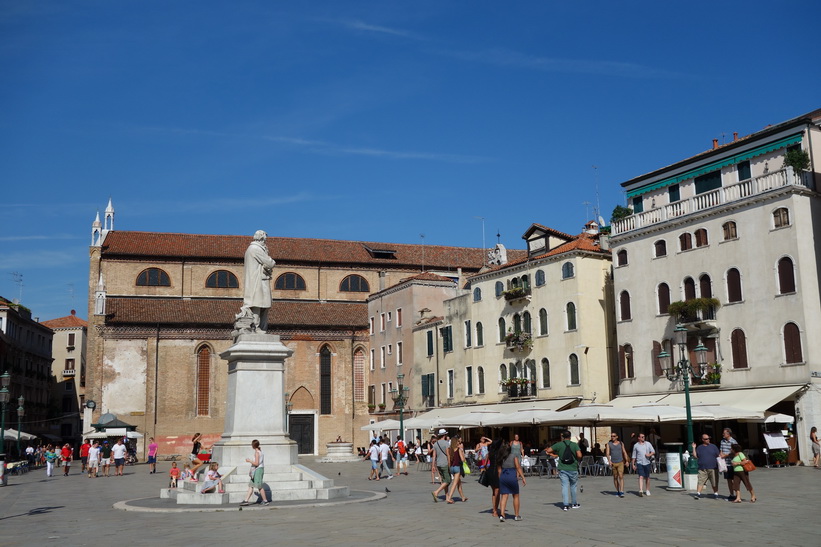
[41,312,88,329]
[521,223,574,241]
[105,297,367,328]
[400,272,456,283]
[471,232,609,275]
[101,231,526,271]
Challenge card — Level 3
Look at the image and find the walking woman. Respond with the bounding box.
[497,438,526,522]
[188,433,206,480]
[730,444,757,503]
[240,439,270,506]
[446,435,468,503]
[487,437,503,518]
[810,426,820,468]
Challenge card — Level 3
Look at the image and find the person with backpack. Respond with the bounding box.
[545,430,583,511]
[393,436,409,476]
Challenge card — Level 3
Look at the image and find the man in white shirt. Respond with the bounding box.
[111,439,128,476]
[365,440,380,481]
[87,441,101,478]
[378,438,394,480]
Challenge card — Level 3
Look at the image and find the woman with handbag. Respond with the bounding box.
[240,440,270,506]
[730,444,757,503]
[445,435,468,504]
[496,438,526,522]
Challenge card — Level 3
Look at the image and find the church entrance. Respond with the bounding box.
[288,414,314,454]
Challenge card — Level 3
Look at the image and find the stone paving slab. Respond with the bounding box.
[1,459,817,546]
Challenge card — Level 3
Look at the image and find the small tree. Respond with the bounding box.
[611,205,633,224]
[784,148,810,174]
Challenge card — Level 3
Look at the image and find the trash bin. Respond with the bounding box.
[663,442,684,490]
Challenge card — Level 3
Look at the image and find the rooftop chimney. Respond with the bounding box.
[712,138,719,150]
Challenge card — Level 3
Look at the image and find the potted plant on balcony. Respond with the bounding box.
[504,329,533,352]
[367,404,376,413]
[499,377,531,397]
[667,298,720,323]
[703,363,721,385]
[377,403,386,412]
[503,286,530,301]
[784,148,810,176]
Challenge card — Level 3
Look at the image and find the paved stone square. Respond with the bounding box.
[1,458,816,546]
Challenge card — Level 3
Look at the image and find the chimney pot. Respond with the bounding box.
[712,138,718,150]
[733,132,738,142]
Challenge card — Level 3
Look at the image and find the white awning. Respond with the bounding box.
[360,419,402,431]
[609,385,803,413]
[402,398,579,430]
[104,427,127,436]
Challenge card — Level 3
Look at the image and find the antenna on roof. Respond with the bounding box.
[420,233,426,272]
[592,165,601,222]
[11,272,23,304]
[582,201,591,223]
[474,216,486,265]
[496,229,501,244]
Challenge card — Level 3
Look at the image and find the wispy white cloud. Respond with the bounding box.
[138,126,491,164]
[0,234,82,242]
[323,18,423,40]
[0,248,86,270]
[437,47,690,79]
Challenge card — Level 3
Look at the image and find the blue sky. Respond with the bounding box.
[1,0,819,322]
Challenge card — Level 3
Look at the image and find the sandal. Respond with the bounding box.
[446,500,454,504]
[462,497,469,502]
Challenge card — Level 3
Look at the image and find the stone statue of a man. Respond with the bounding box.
[239,230,276,332]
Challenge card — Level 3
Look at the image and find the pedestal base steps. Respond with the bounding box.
[161,464,348,505]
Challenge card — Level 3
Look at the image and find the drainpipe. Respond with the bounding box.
[435,327,441,407]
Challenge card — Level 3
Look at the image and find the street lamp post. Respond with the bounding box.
[16,396,25,455]
[0,371,11,447]
[658,325,708,475]
[389,374,410,442]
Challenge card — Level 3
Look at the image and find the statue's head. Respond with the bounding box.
[253,230,267,242]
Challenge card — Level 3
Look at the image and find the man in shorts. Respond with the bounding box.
[606,432,630,498]
[394,436,409,476]
[719,428,738,501]
[692,433,720,499]
[631,433,655,497]
[431,430,451,502]
[100,441,112,477]
[79,439,91,472]
[365,440,380,481]
[87,441,101,478]
[111,439,128,476]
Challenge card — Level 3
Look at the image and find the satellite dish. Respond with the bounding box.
[598,215,606,227]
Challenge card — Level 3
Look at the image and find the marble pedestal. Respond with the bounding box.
[165,333,347,505]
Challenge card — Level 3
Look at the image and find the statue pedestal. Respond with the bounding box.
[211,333,297,471]
[166,333,348,504]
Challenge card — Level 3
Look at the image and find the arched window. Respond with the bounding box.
[773,207,790,228]
[722,221,737,240]
[499,364,508,384]
[778,257,796,294]
[566,302,577,331]
[527,359,536,383]
[617,249,628,266]
[521,275,530,290]
[535,270,546,286]
[562,262,575,279]
[784,322,803,364]
[473,287,482,302]
[495,281,504,297]
[476,322,484,346]
[654,240,667,258]
[137,268,171,287]
[353,348,365,401]
[699,274,712,298]
[340,274,370,292]
[523,311,532,334]
[658,283,670,314]
[196,345,211,416]
[539,308,548,336]
[513,313,522,333]
[731,329,748,369]
[684,277,696,300]
[477,366,485,394]
[694,228,709,247]
[569,354,580,385]
[652,340,664,377]
[619,291,631,321]
[275,272,306,290]
[541,358,550,388]
[206,270,239,288]
[619,344,634,379]
[320,345,332,414]
[679,233,693,251]
[498,318,506,343]
[727,268,743,303]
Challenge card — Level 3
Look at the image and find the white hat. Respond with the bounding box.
[437,429,448,435]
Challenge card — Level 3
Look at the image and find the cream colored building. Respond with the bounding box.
[411,224,616,444]
[609,108,821,460]
[41,310,87,443]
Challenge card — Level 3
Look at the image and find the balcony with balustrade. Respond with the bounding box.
[612,168,812,236]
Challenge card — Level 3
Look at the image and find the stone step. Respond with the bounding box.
[227,471,303,483]
[175,491,230,505]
